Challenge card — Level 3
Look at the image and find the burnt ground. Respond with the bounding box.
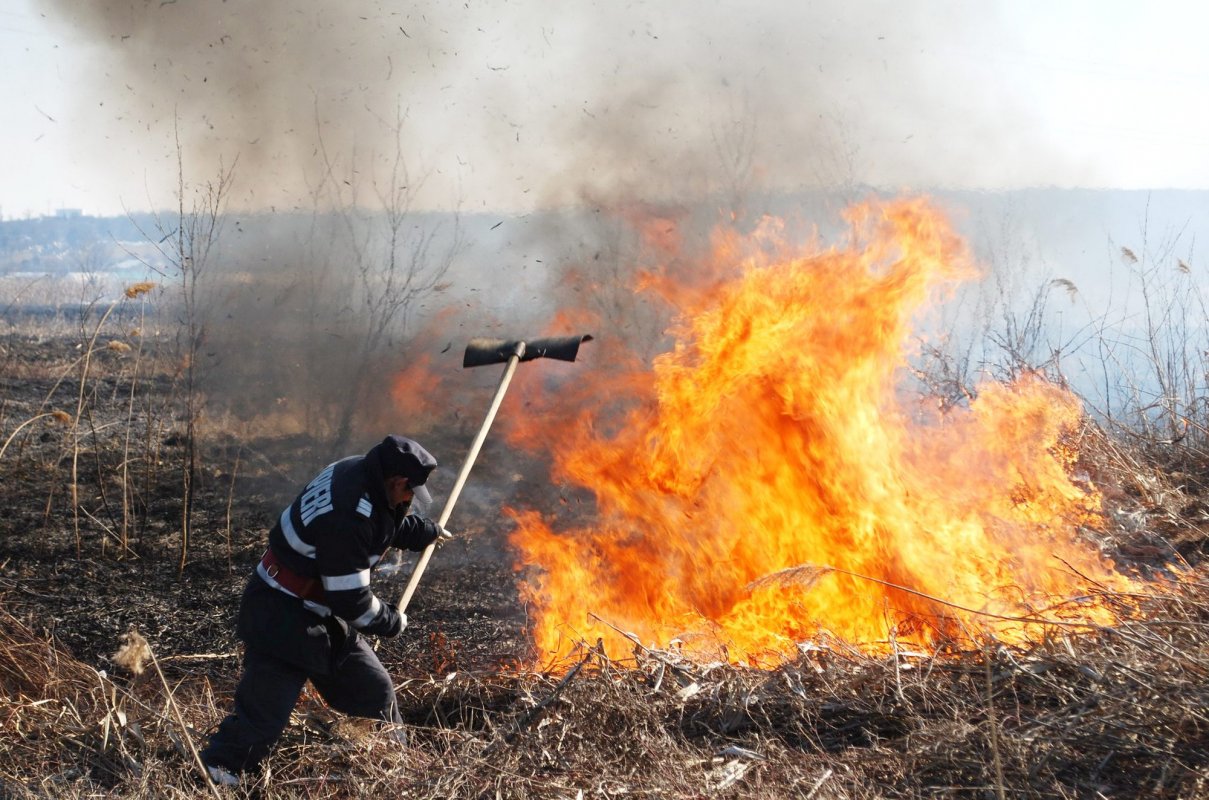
[0,329,538,680]
[1,328,1204,679]
[5,329,1209,799]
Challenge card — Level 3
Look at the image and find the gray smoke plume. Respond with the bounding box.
[43,0,463,212]
[40,1,1054,456]
[42,1,1052,213]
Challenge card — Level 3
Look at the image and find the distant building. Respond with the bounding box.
[54,208,83,219]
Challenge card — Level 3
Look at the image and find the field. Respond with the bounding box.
[2,302,1209,799]
[7,0,1209,794]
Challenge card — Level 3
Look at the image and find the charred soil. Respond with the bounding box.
[2,329,1209,799]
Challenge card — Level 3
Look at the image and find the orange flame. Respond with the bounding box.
[389,354,445,424]
[506,198,1140,666]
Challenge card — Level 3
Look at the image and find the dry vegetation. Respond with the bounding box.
[2,298,1209,799]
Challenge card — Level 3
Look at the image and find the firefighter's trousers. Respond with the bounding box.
[201,577,401,774]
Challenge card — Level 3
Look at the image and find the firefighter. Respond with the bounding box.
[201,435,451,786]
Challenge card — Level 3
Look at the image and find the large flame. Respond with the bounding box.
[507,198,1138,666]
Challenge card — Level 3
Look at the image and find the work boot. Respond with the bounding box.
[205,762,240,788]
[382,722,408,747]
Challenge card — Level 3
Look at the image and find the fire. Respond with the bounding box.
[507,198,1139,666]
[389,354,446,425]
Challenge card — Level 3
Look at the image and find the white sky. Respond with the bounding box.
[2,0,1208,218]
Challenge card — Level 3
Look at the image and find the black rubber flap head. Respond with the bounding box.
[463,334,593,368]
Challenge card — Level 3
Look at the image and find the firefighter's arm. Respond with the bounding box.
[314,514,405,637]
[394,515,453,551]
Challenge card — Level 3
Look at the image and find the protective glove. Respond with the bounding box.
[362,607,407,638]
[419,518,453,548]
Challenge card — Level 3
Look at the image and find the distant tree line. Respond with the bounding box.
[0,214,162,275]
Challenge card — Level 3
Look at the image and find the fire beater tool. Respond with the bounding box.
[395,334,593,614]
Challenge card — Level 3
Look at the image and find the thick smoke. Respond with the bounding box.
[41,1,1053,455]
[41,1,1054,213]
[42,0,461,212]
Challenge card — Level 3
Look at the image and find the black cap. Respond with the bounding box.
[372,435,437,505]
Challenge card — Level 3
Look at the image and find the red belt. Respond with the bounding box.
[260,549,324,602]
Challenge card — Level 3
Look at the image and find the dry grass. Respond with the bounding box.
[1,574,1207,798]
[1,300,1207,797]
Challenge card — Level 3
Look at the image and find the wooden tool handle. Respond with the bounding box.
[396,345,525,614]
